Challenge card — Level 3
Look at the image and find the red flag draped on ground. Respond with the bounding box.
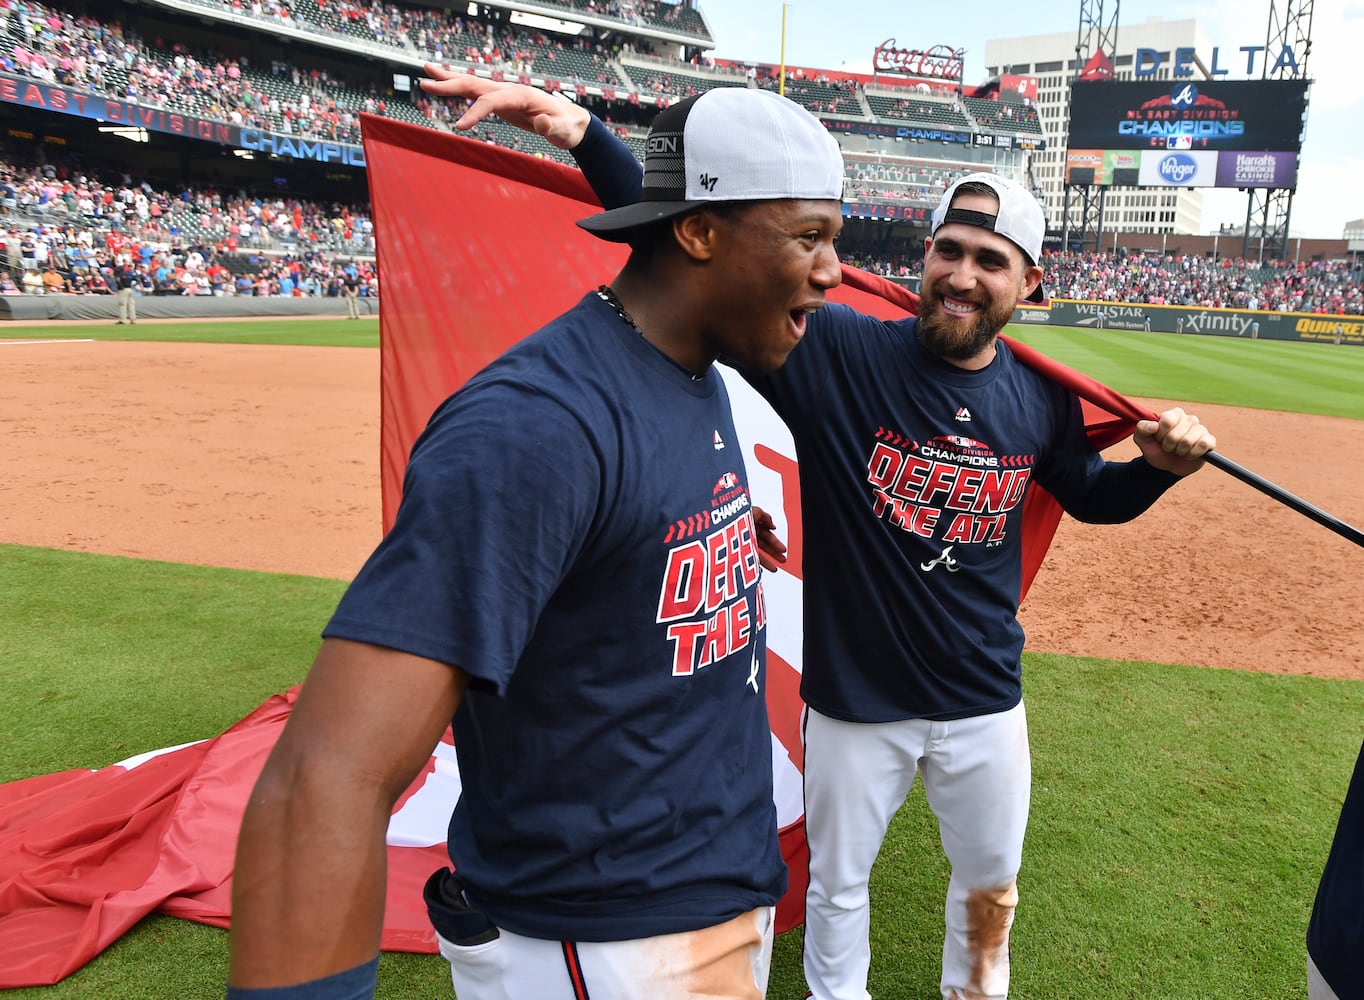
[0,113,1152,988]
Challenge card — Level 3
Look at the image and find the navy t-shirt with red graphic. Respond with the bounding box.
[323,292,785,942]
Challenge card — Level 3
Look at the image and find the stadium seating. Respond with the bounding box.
[865,93,974,130]
[618,58,747,99]
[961,95,1043,135]
[758,76,865,117]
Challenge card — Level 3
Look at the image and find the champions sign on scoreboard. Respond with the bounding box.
[1064,79,1308,189]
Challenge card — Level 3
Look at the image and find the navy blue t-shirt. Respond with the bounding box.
[324,293,785,941]
[750,307,1150,721]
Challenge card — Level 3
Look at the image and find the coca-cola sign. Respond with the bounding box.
[873,40,964,81]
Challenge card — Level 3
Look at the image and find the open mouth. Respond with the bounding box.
[789,302,824,335]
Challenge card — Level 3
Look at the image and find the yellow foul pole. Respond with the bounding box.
[779,3,788,96]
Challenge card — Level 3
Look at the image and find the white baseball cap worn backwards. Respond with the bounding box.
[931,171,1047,302]
[578,87,845,241]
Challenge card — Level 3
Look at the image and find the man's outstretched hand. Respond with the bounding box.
[419,65,591,149]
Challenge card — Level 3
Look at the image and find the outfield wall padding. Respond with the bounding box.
[1010,299,1363,346]
[0,294,378,322]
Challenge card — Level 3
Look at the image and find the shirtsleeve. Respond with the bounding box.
[323,382,602,694]
[572,115,643,211]
[1035,388,1180,524]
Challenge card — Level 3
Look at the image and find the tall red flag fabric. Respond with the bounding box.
[0,114,1152,988]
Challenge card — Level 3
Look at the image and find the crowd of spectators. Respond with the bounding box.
[0,0,440,145]
[513,0,710,38]
[407,9,621,86]
[961,97,1041,130]
[1,158,377,299]
[1,159,373,250]
[1044,251,1364,314]
[844,160,967,205]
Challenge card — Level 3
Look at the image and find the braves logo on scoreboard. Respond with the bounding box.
[1067,79,1308,160]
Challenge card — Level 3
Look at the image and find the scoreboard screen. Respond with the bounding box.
[1065,79,1308,189]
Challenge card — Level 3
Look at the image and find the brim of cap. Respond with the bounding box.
[1024,281,1047,304]
[576,199,708,242]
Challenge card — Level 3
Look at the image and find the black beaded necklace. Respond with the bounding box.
[596,284,703,381]
[596,284,642,334]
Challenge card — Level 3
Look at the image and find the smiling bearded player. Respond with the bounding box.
[413,71,1217,1000]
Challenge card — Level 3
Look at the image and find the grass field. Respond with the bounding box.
[4,318,1361,998]
[0,316,380,347]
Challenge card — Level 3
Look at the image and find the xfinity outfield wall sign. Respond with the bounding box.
[1038,301,1363,346]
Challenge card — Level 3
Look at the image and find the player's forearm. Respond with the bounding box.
[571,115,644,211]
[229,772,393,989]
[1062,456,1180,524]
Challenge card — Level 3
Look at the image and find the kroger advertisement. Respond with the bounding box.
[1065,146,1298,189]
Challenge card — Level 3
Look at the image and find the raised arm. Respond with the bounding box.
[419,65,643,210]
[420,64,592,148]
[228,638,467,991]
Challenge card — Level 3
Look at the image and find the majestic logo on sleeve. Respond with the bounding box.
[866,428,1035,551]
[656,474,766,679]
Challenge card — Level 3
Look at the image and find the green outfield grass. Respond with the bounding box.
[0,316,379,347]
[3,545,1358,999]
[1004,324,1364,420]
[4,318,1361,997]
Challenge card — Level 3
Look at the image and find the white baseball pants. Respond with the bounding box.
[802,703,1031,1000]
[435,905,774,1000]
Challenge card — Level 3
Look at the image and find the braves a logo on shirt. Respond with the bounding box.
[656,476,766,680]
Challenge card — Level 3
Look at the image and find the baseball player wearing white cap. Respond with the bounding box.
[418,75,1217,1000]
[228,86,846,1000]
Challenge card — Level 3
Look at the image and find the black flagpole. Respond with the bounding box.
[1206,452,1364,549]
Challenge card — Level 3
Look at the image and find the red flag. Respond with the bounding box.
[0,689,452,988]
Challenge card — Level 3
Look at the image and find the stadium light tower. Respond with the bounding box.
[1060,0,1120,253]
[1243,1,1313,261]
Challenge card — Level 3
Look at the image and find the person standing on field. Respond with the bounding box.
[419,71,1219,1000]
[228,86,847,1000]
[342,268,360,319]
[115,265,137,324]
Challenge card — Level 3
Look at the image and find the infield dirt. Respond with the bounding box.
[2,338,1360,680]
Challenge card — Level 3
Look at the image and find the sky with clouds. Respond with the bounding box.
[696,0,1363,239]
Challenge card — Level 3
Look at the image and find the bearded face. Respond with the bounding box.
[916,279,1020,362]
